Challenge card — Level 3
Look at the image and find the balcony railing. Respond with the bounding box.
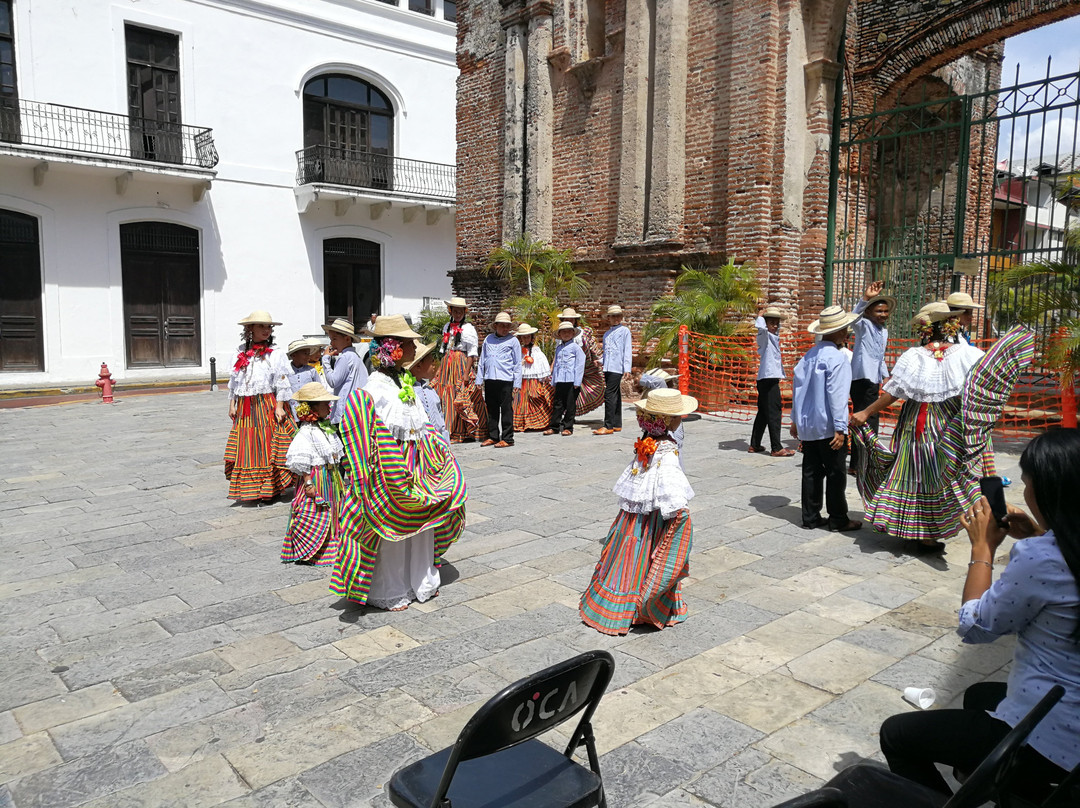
[295,145,455,202]
[0,98,219,170]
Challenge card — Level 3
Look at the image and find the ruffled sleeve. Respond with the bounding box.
[285,424,344,475]
[612,442,694,519]
[271,350,293,402]
[363,372,429,442]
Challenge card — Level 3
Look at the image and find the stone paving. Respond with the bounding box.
[0,391,1023,807]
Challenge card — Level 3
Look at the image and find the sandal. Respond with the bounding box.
[747,445,767,453]
[830,520,862,533]
[771,448,795,457]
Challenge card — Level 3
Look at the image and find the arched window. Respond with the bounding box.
[303,74,393,156]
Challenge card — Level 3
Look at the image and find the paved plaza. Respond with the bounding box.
[0,391,1021,807]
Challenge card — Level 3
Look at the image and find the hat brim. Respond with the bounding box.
[909,308,965,326]
[444,300,468,309]
[762,311,787,321]
[295,392,339,402]
[239,319,282,326]
[807,312,861,335]
[321,324,363,342]
[950,302,984,311]
[376,328,423,340]
[864,295,897,312]
[406,342,438,370]
[634,395,698,417]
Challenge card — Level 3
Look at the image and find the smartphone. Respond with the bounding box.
[980,476,1009,528]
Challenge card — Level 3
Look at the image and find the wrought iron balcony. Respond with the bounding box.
[295,145,455,202]
[0,98,219,170]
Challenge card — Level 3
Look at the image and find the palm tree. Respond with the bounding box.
[484,232,572,295]
[640,261,761,364]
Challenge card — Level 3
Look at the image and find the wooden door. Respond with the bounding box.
[0,209,44,371]
[323,238,381,326]
[121,223,200,368]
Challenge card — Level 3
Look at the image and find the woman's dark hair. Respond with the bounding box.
[240,325,275,351]
[1019,428,1080,640]
[449,309,467,350]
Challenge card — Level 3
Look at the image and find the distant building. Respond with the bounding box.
[0,0,457,383]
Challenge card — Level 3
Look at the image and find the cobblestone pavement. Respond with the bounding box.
[0,392,1021,807]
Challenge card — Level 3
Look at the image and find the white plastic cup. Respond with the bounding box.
[903,686,936,710]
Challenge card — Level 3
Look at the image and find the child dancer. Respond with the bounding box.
[545,321,585,436]
[285,338,321,419]
[513,323,553,432]
[224,310,296,503]
[321,318,368,425]
[281,383,344,565]
[409,341,450,444]
[580,388,697,635]
[638,368,685,462]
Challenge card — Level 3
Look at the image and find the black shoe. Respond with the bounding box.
[802,517,828,530]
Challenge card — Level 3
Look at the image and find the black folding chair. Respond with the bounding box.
[771,685,1065,808]
[388,650,615,808]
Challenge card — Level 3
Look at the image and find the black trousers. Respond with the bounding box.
[751,378,783,452]
[800,436,849,527]
[550,382,579,432]
[484,380,514,443]
[880,681,1067,802]
[849,378,880,470]
[603,371,623,428]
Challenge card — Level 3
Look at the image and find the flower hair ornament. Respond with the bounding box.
[295,402,320,423]
[375,337,405,370]
[398,370,418,404]
[941,317,963,340]
[637,411,670,437]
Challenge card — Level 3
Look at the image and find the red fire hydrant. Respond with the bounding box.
[95,363,116,403]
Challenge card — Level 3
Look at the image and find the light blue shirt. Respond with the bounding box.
[959,531,1080,772]
[755,316,784,380]
[476,334,522,388]
[602,324,633,374]
[323,347,368,425]
[415,381,449,444]
[286,363,319,417]
[850,300,889,383]
[551,340,586,386]
[791,341,852,441]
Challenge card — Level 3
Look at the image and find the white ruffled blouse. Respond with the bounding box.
[883,342,984,403]
[364,371,430,442]
[228,346,293,402]
[522,344,551,379]
[285,423,344,476]
[441,322,479,357]
[612,439,694,520]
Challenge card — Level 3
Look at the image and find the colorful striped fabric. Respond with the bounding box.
[223,393,297,501]
[434,349,488,441]
[281,463,342,565]
[329,389,467,604]
[575,326,605,416]
[513,377,553,431]
[580,507,692,635]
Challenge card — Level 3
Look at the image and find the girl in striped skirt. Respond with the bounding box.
[559,308,606,417]
[580,388,697,635]
[281,383,344,565]
[224,311,297,503]
[435,297,486,442]
[513,323,553,432]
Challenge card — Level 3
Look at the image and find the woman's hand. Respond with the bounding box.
[850,410,868,428]
[1003,504,1040,540]
[229,399,238,419]
[960,496,1008,553]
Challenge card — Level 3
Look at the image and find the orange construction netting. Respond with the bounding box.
[682,330,1073,439]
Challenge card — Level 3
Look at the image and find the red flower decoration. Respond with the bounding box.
[635,437,658,466]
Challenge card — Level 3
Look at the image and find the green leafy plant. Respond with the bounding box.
[484,232,572,296]
[640,260,761,365]
[416,306,450,346]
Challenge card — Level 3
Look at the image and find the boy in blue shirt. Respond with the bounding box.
[545,322,586,436]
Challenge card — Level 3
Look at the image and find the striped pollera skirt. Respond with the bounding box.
[281,464,342,565]
[513,377,553,431]
[580,507,692,635]
[223,393,297,501]
[575,360,605,416]
[857,397,978,543]
[434,349,488,441]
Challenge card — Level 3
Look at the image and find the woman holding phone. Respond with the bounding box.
[877,428,1080,802]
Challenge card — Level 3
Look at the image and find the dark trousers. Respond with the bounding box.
[603,371,623,428]
[550,382,579,432]
[751,378,783,452]
[880,682,1067,802]
[849,378,880,470]
[801,436,849,527]
[484,380,514,443]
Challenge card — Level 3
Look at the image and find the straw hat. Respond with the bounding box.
[293,382,338,402]
[445,297,468,309]
[909,301,964,326]
[865,292,898,312]
[287,338,319,356]
[238,310,281,326]
[559,307,582,319]
[606,305,624,317]
[516,323,538,336]
[807,305,860,335]
[493,311,513,324]
[761,306,787,321]
[642,368,679,382]
[369,314,422,340]
[946,291,984,311]
[322,318,362,341]
[556,321,578,333]
[406,341,438,371]
[634,388,698,417]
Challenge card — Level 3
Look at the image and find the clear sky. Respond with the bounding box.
[998,16,1080,161]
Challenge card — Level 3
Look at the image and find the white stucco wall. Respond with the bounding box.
[0,0,457,385]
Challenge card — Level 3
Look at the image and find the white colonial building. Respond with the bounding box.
[0,0,457,384]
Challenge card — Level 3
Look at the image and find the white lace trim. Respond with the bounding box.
[364,372,429,442]
[443,322,479,357]
[285,423,344,475]
[522,345,551,379]
[612,441,694,519]
[883,343,984,402]
[228,347,293,401]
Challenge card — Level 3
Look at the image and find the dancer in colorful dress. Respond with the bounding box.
[580,388,697,635]
[559,307,606,417]
[848,282,895,474]
[475,311,522,448]
[321,318,368,426]
[594,305,633,435]
[331,314,467,610]
[851,301,985,551]
[513,323,552,433]
[281,383,343,565]
[435,297,485,443]
[224,310,297,503]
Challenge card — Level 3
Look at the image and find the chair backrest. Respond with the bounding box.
[944,685,1065,808]
[451,650,615,763]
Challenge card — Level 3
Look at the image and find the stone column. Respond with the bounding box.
[502,22,528,239]
[524,9,555,241]
[614,0,651,246]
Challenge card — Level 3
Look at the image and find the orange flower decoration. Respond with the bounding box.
[634,437,658,467]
